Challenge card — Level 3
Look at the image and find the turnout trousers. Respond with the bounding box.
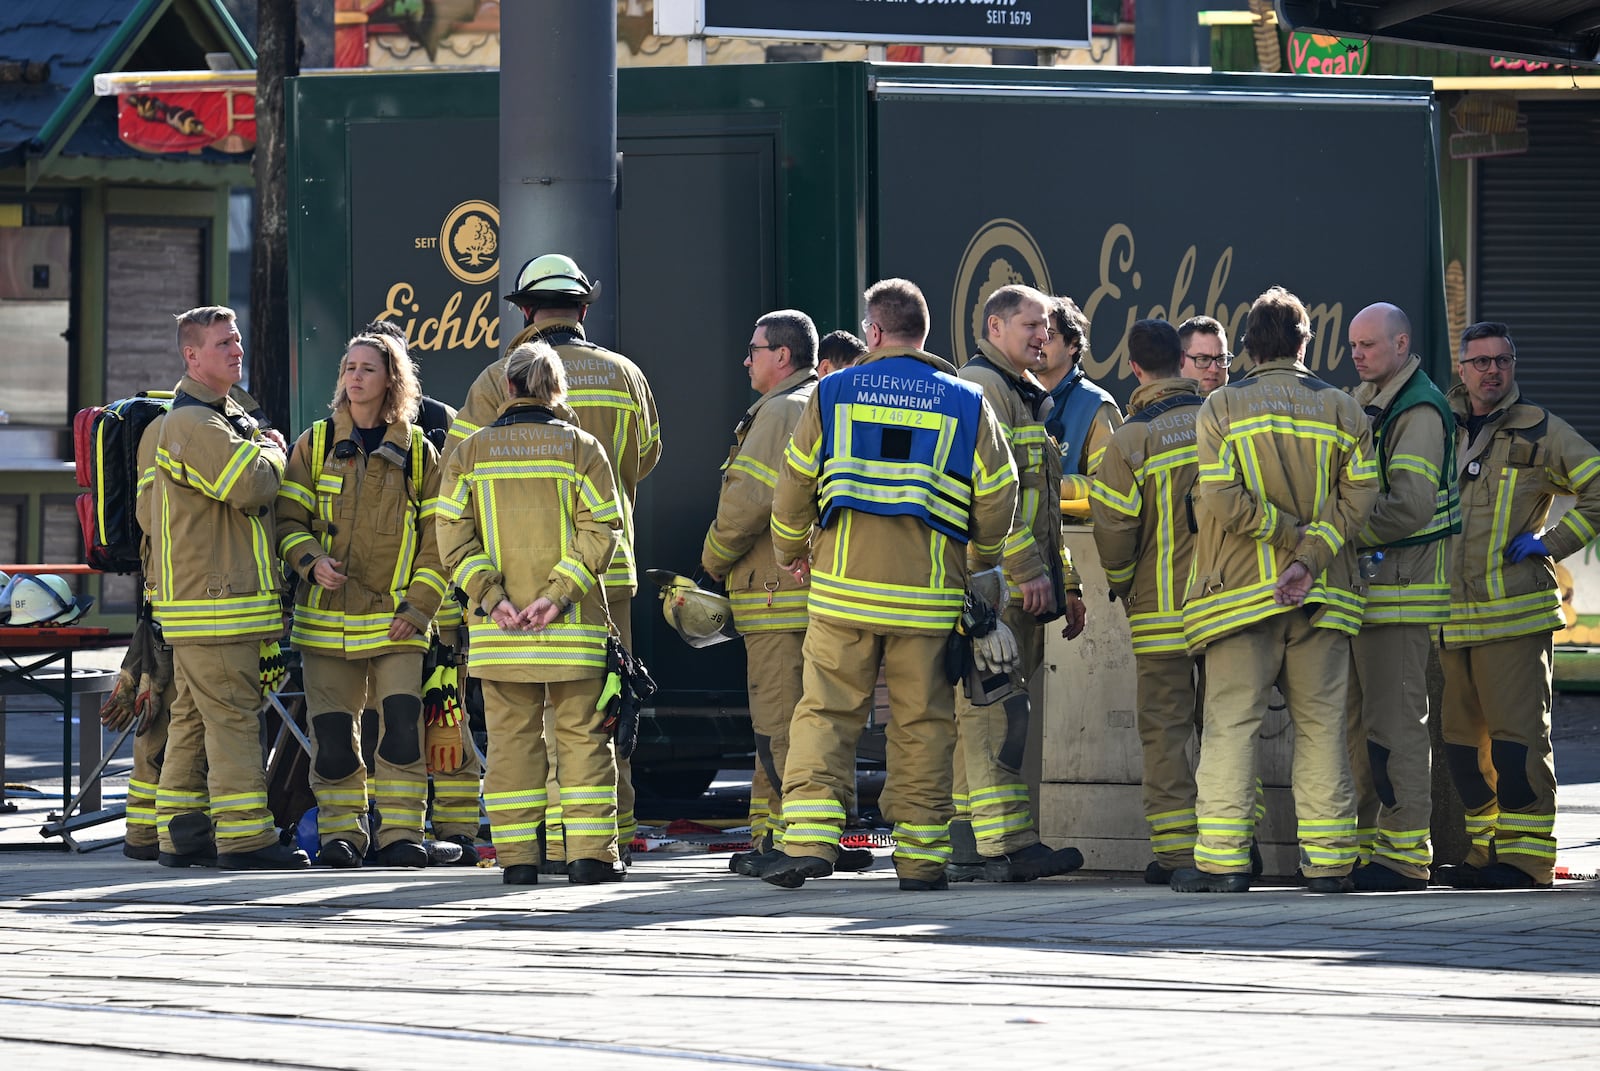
[124,679,195,849]
[1136,651,1201,871]
[1439,631,1557,884]
[744,629,803,847]
[543,595,634,863]
[481,675,618,869]
[1193,613,1357,878]
[157,642,277,855]
[301,650,427,852]
[781,617,954,883]
[953,605,1043,855]
[1346,622,1433,880]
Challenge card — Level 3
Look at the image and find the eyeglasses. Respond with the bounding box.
[860,318,878,336]
[1461,353,1516,372]
[746,343,781,359]
[1185,353,1232,369]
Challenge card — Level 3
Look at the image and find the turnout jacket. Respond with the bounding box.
[770,347,1018,635]
[147,375,285,645]
[701,367,817,633]
[1183,358,1379,652]
[1352,356,1458,628]
[447,318,659,595]
[436,400,622,681]
[136,385,267,570]
[1089,377,1205,656]
[960,340,1080,605]
[274,411,446,658]
[1444,383,1600,648]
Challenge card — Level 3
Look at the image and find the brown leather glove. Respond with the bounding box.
[426,719,467,774]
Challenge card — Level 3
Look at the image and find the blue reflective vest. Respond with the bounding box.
[815,356,987,544]
[1048,368,1117,476]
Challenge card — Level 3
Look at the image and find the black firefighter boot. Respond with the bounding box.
[760,852,834,889]
[158,811,219,869]
[945,818,986,883]
[730,831,782,877]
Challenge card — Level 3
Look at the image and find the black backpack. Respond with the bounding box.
[73,392,174,574]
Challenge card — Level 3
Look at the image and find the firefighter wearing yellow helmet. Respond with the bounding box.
[445,252,661,870]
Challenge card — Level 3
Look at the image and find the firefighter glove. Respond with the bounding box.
[426,719,466,773]
[972,619,1020,676]
[967,566,1009,616]
[259,639,288,697]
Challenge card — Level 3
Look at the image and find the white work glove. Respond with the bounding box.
[971,619,1019,676]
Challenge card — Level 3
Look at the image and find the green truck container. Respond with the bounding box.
[288,61,1447,797]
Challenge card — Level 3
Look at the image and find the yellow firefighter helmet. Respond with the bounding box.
[646,569,738,649]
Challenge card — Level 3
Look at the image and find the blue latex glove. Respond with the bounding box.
[1505,532,1549,563]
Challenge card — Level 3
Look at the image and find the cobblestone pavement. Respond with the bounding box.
[2,831,1600,1070]
[4,686,1600,1068]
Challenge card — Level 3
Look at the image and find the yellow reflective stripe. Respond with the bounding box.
[1567,454,1600,490]
[729,588,808,632]
[277,480,315,510]
[1486,466,1518,601]
[727,453,778,488]
[785,433,821,479]
[1090,476,1140,516]
[1388,452,1441,483]
[1444,590,1563,645]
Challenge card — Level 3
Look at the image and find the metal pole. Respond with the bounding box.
[499,1,619,350]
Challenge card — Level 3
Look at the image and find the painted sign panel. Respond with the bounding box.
[347,118,502,406]
[117,88,256,154]
[696,0,1091,48]
[876,88,1439,400]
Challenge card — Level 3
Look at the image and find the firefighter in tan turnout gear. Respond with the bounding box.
[148,306,308,870]
[757,278,1018,892]
[948,284,1086,883]
[124,383,269,863]
[1436,321,1600,890]
[1174,286,1378,894]
[1089,319,1207,884]
[446,252,660,869]
[436,340,625,885]
[275,332,450,869]
[699,309,872,878]
[1343,303,1459,892]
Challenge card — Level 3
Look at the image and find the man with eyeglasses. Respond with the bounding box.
[1178,315,1232,396]
[945,283,1087,883]
[1437,321,1600,890]
[760,278,1018,891]
[1038,296,1121,499]
[1343,302,1459,892]
[704,311,871,878]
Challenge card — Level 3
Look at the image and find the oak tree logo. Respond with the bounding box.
[950,219,1053,358]
[439,199,500,285]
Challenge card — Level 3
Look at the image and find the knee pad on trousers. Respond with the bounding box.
[1445,742,1496,810]
[311,712,361,781]
[1366,739,1397,809]
[754,732,782,793]
[999,692,1030,773]
[465,676,486,734]
[169,811,214,854]
[1490,738,1536,810]
[376,694,423,766]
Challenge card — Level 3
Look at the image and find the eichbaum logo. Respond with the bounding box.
[440,199,500,285]
[951,218,1053,355]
